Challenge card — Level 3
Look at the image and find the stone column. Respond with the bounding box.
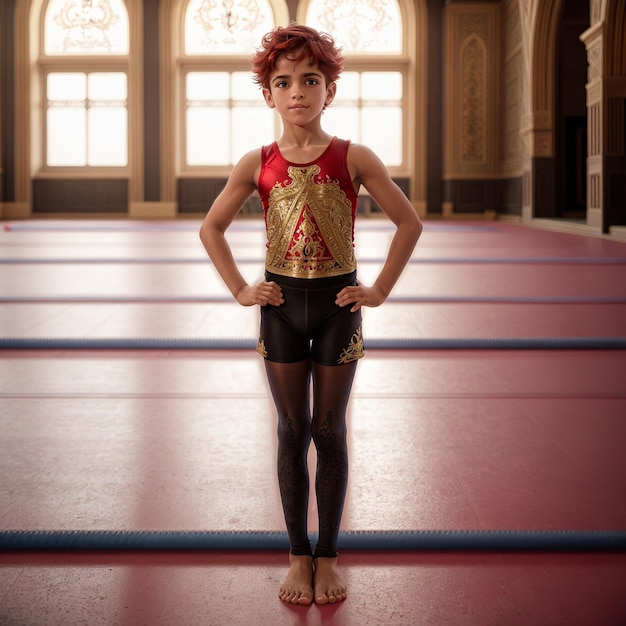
[581,5,626,232]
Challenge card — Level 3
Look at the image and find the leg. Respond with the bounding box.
[310,360,358,604]
[264,359,314,605]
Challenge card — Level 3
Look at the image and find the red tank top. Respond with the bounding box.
[257,137,358,279]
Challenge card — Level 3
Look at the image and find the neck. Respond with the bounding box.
[277,121,333,149]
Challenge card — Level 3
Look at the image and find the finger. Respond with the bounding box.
[265,280,282,293]
[264,281,283,298]
[259,285,283,306]
[271,289,284,302]
[335,287,355,306]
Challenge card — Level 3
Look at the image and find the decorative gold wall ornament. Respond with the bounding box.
[461,37,485,163]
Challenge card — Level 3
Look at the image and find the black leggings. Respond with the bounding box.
[265,358,358,559]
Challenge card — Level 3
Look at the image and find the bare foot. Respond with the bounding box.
[313,557,347,605]
[278,554,314,605]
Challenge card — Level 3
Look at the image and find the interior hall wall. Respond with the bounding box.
[442,1,522,217]
[0,0,16,207]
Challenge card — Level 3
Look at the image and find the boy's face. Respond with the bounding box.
[263,53,336,122]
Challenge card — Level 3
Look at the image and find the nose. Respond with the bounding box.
[291,86,304,99]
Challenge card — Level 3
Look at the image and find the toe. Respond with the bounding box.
[298,592,313,606]
[280,590,294,604]
[328,588,346,604]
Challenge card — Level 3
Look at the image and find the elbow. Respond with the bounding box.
[408,209,423,242]
[199,217,213,247]
[199,215,227,254]
[415,216,424,241]
[199,220,207,245]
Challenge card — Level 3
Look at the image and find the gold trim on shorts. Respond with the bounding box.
[337,325,365,364]
[256,339,268,358]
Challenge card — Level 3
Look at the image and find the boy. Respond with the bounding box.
[200,24,422,605]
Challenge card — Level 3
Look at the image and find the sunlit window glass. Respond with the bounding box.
[47,72,128,166]
[361,71,402,100]
[232,72,275,159]
[48,107,87,166]
[185,0,274,54]
[186,71,273,166]
[324,71,403,166]
[44,0,129,55]
[87,73,128,166]
[306,0,402,53]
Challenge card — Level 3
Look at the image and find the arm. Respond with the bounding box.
[199,149,284,307]
[336,143,423,312]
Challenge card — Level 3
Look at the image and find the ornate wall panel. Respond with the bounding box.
[460,36,486,165]
[443,3,499,179]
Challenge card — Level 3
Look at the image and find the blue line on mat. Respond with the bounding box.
[1,529,624,551]
[1,337,625,350]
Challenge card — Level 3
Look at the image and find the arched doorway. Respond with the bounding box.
[555,0,589,220]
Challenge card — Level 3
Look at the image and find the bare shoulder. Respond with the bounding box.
[228,147,264,189]
[346,142,419,226]
[347,141,382,168]
[203,147,263,228]
[346,141,392,185]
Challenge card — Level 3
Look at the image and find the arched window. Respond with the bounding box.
[306,0,401,54]
[185,0,274,55]
[42,0,130,168]
[303,0,406,168]
[182,0,281,168]
[44,0,129,55]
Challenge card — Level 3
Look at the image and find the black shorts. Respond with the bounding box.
[256,270,365,366]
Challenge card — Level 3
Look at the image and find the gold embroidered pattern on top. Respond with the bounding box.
[265,165,356,278]
[337,325,365,364]
[256,339,268,358]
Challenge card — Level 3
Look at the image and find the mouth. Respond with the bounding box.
[289,104,308,110]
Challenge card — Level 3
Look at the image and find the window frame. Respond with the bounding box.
[162,0,424,209]
[178,0,286,177]
[178,55,411,178]
[325,61,411,175]
[36,0,140,183]
[178,56,278,177]
[39,59,131,176]
[298,0,412,177]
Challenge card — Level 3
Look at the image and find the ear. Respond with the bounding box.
[325,82,337,107]
[262,88,275,109]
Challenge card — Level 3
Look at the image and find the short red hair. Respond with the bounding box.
[251,24,344,90]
